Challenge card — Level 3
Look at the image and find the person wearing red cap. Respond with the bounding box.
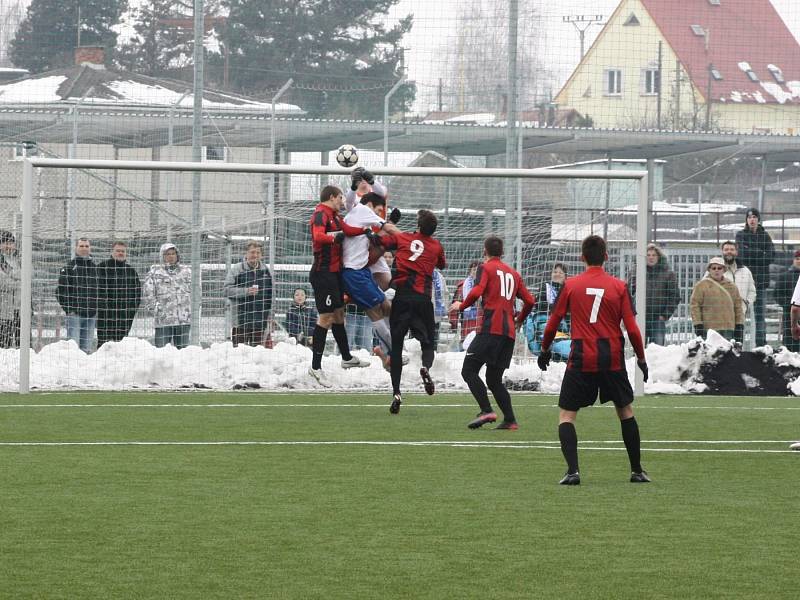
[774,249,800,352]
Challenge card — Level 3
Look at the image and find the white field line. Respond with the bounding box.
[1,403,800,410]
[0,440,797,453]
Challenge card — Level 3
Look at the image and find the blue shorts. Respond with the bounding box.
[342,267,386,310]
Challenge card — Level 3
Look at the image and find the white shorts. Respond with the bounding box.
[369,257,390,275]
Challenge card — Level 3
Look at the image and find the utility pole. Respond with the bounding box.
[562,15,604,60]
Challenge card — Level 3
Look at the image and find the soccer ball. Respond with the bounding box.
[336,144,359,168]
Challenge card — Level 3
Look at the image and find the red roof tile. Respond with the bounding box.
[640,0,800,104]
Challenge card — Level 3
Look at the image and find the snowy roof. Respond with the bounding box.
[0,65,304,114]
[639,0,800,105]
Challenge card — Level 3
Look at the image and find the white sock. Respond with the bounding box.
[373,318,392,354]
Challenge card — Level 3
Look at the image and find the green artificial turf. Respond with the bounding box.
[0,392,797,599]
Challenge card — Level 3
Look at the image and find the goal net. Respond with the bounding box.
[8,158,647,393]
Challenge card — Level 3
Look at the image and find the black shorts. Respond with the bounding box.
[390,291,435,348]
[465,333,515,370]
[558,369,634,412]
[309,270,345,314]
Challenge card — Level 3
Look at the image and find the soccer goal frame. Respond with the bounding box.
[18,157,648,394]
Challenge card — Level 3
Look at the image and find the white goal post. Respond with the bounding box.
[17,157,648,394]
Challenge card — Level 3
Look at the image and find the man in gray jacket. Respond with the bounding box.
[224,240,273,347]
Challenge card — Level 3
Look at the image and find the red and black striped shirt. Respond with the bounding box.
[381,231,446,296]
[542,266,645,372]
[310,203,365,273]
[459,257,535,340]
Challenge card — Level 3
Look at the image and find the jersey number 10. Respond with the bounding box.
[497,270,515,300]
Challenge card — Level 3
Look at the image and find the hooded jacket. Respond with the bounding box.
[56,255,99,317]
[223,256,273,327]
[142,243,193,327]
[735,213,774,289]
[629,246,680,322]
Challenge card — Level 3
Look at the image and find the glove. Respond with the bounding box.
[361,169,375,185]
[537,349,552,372]
[331,231,345,243]
[388,207,402,224]
[637,360,649,383]
[693,324,705,338]
[734,324,744,344]
[350,167,365,191]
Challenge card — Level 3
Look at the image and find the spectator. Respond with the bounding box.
[224,240,273,347]
[96,241,141,348]
[720,240,756,344]
[0,230,21,348]
[690,257,744,341]
[448,261,482,344]
[774,249,800,352]
[143,243,193,349]
[629,244,679,346]
[526,263,570,358]
[56,237,98,352]
[285,287,317,346]
[432,267,449,346]
[735,208,774,346]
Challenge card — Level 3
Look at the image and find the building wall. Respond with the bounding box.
[554,0,799,134]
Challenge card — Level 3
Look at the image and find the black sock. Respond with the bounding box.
[311,325,328,370]
[462,361,492,413]
[421,346,434,369]
[559,422,579,474]
[331,323,352,361]
[621,416,642,473]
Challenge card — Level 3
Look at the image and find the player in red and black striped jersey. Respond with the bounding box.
[378,209,446,414]
[307,185,371,383]
[538,235,650,485]
[452,235,535,430]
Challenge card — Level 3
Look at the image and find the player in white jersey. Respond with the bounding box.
[345,168,395,291]
[342,191,399,367]
[789,274,800,450]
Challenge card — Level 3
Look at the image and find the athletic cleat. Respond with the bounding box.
[308,367,329,387]
[420,367,435,395]
[493,421,519,431]
[559,472,581,485]
[341,356,370,369]
[630,471,652,483]
[790,442,800,451]
[467,411,497,429]
[389,393,402,414]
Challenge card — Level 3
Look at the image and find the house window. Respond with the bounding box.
[13,142,38,160]
[624,13,640,26]
[768,65,784,84]
[202,145,227,162]
[641,68,660,95]
[710,65,723,81]
[691,24,706,36]
[604,69,622,95]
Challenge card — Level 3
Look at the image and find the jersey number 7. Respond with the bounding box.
[586,287,605,323]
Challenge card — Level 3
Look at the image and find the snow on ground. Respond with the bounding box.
[1,330,795,395]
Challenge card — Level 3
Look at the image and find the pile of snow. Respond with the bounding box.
[1,331,799,395]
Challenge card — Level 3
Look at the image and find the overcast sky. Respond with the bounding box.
[390,0,800,113]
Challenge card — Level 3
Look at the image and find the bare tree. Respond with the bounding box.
[434,0,552,114]
[0,0,27,67]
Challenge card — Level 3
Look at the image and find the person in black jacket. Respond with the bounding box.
[735,208,774,347]
[629,244,680,346]
[56,237,99,352]
[223,240,273,347]
[285,288,317,346]
[774,250,800,352]
[96,241,142,348]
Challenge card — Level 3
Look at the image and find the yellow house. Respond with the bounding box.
[555,0,800,135]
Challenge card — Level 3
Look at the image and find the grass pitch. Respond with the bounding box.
[0,392,797,599]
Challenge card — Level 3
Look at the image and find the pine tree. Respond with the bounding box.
[213,0,414,118]
[11,0,126,73]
